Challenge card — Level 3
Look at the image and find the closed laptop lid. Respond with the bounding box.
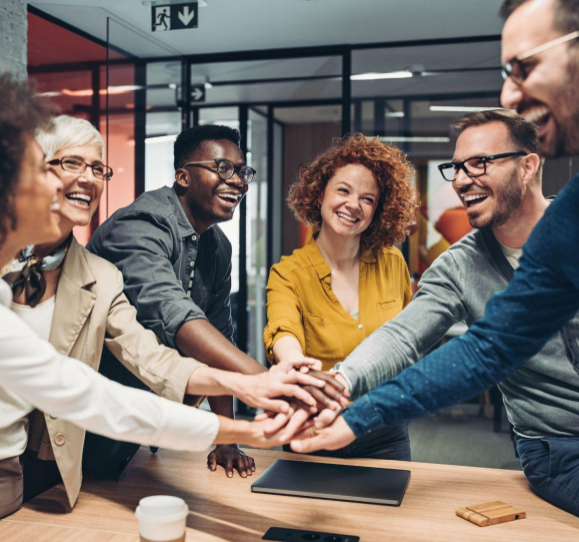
[251,459,411,506]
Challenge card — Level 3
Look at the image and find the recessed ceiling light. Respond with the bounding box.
[352,71,413,81]
[378,136,450,143]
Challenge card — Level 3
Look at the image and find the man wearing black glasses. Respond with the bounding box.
[86,124,346,479]
[288,0,579,517]
[306,110,579,513]
[86,125,259,478]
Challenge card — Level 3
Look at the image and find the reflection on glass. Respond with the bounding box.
[248,111,268,364]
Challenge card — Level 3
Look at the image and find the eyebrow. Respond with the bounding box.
[66,154,104,165]
[335,180,378,197]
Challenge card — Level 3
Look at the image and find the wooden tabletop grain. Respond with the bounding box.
[1,448,578,541]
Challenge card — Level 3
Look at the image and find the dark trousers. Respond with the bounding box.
[285,423,411,461]
[21,449,62,503]
[516,435,579,517]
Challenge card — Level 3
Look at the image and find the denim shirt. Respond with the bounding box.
[343,174,579,438]
[87,186,233,349]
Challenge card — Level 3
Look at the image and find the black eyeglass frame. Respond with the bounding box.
[501,29,579,84]
[181,159,256,185]
[47,156,113,181]
[438,151,528,182]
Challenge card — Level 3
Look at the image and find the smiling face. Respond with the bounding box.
[14,135,63,247]
[176,139,248,234]
[319,163,380,240]
[452,122,526,229]
[50,144,104,236]
[501,0,579,157]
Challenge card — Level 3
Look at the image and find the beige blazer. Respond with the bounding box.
[35,237,204,508]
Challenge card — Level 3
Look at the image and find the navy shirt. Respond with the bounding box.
[87,186,234,349]
[343,174,579,438]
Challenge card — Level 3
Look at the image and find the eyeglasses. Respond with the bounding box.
[502,30,579,84]
[182,159,256,185]
[438,151,528,182]
[48,156,113,181]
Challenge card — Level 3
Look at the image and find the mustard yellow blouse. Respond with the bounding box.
[264,238,412,372]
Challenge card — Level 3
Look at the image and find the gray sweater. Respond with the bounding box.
[337,228,579,438]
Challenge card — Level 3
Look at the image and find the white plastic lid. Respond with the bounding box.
[135,496,189,523]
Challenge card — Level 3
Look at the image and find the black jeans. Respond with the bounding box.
[284,423,411,461]
[21,449,62,503]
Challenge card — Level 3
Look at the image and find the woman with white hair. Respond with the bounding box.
[0,111,326,515]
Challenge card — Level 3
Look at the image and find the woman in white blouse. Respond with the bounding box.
[0,74,320,519]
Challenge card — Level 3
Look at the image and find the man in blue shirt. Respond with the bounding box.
[290,0,579,516]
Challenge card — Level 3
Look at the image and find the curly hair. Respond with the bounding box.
[0,73,56,249]
[287,133,416,250]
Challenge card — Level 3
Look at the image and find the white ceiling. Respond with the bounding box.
[29,0,505,58]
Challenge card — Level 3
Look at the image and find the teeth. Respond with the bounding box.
[522,106,549,124]
[336,212,358,223]
[462,193,488,203]
[66,193,92,204]
[217,192,240,202]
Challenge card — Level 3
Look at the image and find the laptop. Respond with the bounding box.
[251,459,411,506]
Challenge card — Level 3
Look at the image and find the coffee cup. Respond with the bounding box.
[135,495,189,542]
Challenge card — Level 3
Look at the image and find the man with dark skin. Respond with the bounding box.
[89,125,347,477]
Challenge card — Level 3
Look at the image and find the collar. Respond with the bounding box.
[60,237,97,289]
[169,186,218,249]
[169,186,196,238]
[304,237,377,280]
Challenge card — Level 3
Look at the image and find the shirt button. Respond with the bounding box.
[358,324,363,330]
[189,262,194,268]
[192,235,197,241]
[54,433,66,446]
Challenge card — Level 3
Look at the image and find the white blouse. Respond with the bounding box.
[0,278,219,461]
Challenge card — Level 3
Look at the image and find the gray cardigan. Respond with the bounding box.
[337,227,579,438]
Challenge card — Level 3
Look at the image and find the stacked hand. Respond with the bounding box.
[202,359,351,477]
[252,366,350,444]
[228,359,349,415]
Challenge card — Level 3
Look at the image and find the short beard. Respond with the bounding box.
[186,191,233,227]
[553,52,579,157]
[468,170,525,230]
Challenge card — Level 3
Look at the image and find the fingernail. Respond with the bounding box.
[292,441,302,452]
[314,421,323,429]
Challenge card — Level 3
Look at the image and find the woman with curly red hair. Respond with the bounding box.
[263,133,416,460]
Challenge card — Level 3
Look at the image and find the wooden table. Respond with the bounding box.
[1,448,578,541]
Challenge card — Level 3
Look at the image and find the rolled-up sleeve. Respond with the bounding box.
[89,211,206,349]
[263,265,305,364]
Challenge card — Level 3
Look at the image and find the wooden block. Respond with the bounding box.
[456,500,526,527]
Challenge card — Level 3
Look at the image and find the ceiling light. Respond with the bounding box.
[386,112,404,118]
[378,136,450,143]
[145,134,178,144]
[429,106,504,113]
[352,71,413,81]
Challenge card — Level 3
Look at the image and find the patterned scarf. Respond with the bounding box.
[2,234,72,307]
